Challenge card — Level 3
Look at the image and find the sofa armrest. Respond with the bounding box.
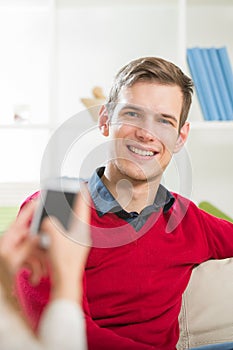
[177,258,233,350]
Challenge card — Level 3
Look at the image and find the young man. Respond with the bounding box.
[16,57,233,349]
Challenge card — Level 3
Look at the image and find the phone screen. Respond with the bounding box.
[31,189,77,234]
[41,190,76,229]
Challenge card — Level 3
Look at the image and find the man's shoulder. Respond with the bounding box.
[170,192,232,225]
[171,192,197,210]
[169,192,210,222]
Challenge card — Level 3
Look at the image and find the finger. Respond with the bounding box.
[68,185,92,247]
[12,236,40,270]
[40,215,65,237]
[73,183,91,225]
[16,200,38,227]
[26,254,48,285]
[0,222,29,257]
[1,234,40,273]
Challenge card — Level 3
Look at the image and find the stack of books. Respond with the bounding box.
[187,47,233,121]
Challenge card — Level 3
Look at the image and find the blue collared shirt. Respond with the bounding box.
[88,167,175,232]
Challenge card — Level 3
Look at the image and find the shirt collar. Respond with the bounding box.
[88,166,175,217]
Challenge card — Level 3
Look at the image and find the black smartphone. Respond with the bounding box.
[30,178,79,234]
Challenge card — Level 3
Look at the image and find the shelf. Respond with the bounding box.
[0,123,50,130]
[187,0,233,6]
[56,0,176,8]
[190,121,233,130]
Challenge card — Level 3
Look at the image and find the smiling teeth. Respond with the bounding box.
[129,146,154,156]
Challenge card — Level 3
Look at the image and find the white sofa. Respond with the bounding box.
[177,258,233,349]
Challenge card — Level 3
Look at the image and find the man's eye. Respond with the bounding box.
[125,111,140,117]
[158,118,172,125]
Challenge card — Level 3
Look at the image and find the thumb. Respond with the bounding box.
[40,216,66,239]
[67,184,92,247]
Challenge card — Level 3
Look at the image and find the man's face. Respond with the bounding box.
[99,81,189,182]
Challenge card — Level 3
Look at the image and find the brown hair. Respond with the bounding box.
[106,57,193,129]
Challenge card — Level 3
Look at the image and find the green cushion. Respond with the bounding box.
[0,207,19,235]
[198,201,233,223]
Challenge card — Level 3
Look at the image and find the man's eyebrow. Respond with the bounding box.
[120,104,145,112]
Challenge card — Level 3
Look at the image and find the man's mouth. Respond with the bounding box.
[127,145,157,157]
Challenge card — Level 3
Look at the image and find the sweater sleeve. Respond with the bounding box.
[38,299,87,350]
[1,286,87,350]
[0,283,43,350]
[198,207,233,259]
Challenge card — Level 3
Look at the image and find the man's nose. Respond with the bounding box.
[135,125,155,142]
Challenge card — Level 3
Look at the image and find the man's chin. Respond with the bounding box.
[117,165,162,183]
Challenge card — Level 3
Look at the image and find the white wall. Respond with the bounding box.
[55,3,179,123]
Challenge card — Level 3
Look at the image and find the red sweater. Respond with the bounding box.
[16,193,233,350]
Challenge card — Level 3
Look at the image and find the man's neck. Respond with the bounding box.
[101,166,161,214]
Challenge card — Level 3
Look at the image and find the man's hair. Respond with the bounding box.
[106,57,193,129]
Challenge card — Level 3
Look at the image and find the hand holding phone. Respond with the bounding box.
[30,179,91,300]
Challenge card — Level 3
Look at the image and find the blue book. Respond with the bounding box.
[207,47,233,121]
[187,47,218,121]
[201,48,224,121]
[217,46,233,117]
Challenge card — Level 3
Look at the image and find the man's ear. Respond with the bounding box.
[174,122,190,153]
[98,105,110,137]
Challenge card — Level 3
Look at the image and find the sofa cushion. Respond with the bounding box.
[177,258,233,349]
